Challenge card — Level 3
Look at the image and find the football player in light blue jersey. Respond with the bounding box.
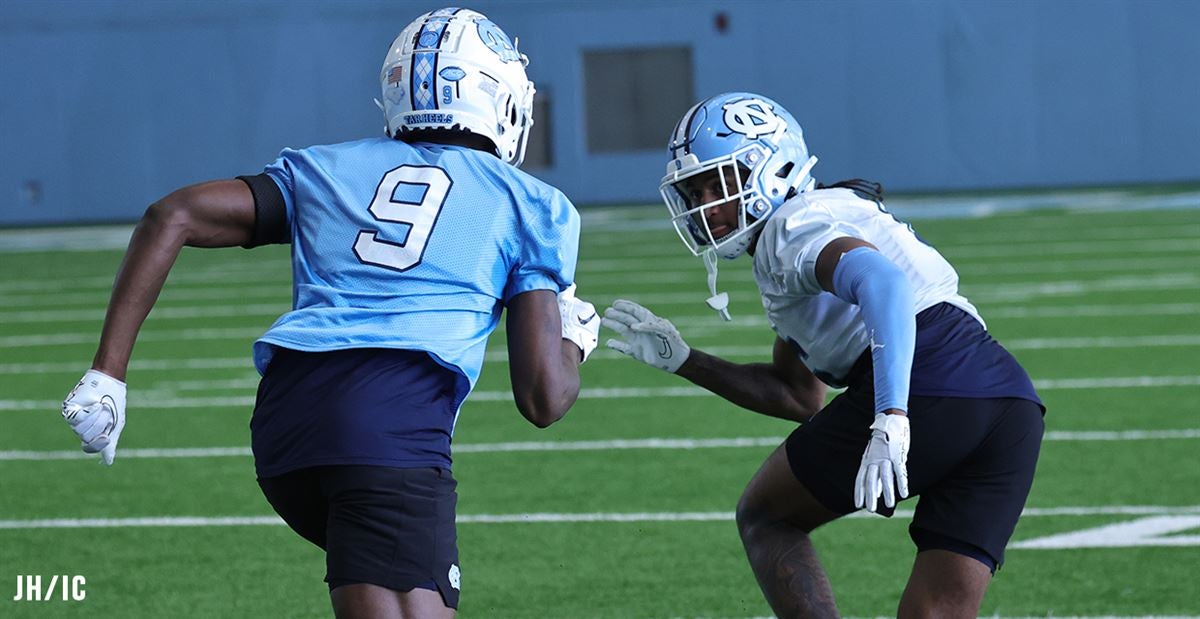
[59,8,599,617]
[604,93,1045,618]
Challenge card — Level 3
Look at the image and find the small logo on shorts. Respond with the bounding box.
[448,564,460,590]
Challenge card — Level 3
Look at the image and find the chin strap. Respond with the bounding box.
[702,249,732,321]
[690,157,819,324]
[373,99,391,137]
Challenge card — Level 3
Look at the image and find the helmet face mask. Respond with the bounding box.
[378,8,535,166]
[660,93,817,259]
[662,144,775,259]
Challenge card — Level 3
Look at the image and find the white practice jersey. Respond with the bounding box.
[753,187,983,386]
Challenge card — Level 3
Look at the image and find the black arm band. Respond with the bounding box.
[236,173,289,248]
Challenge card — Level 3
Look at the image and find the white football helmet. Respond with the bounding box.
[660,92,818,259]
[378,7,535,166]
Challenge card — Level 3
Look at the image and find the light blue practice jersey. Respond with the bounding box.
[253,137,579,392]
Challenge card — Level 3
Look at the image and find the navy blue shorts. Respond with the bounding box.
[258,465,461,608]
[251,347,467,478]
[785,386,1044,571]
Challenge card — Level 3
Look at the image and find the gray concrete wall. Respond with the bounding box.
[2,0,1197,225]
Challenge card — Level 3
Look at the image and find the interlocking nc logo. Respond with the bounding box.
[722,98,783,140]
[476,19,521,62]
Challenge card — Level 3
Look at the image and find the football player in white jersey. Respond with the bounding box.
[60,8,600,617]
[604,92,1044,618]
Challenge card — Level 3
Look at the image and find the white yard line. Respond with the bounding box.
[670,301,1200,326]
[3,271,1193,313]
[0,266,291,295]
[4,254,1196,305]
[577,237,1200,262]
[0,299,1180,355]
[3,375,1199,413]
[0,285,288,307]
[2,316,1200,350]
[5,296,1195,328]
[87,331,1200,372]
[576,244,1200,271]
[3,430,1199,462]
[954,255,1200,277]
[918,238,1200,259]
[0,357,253,375]
[570,254,1200,287]
[1004,334,1200,350]
[983,302,1200,319]
[21,240,1191,290]
[965,273,1199,302]
[0,396,258,411]
[1034,376,1200,389]
[0,447,256,461]
[2,505,1198,530]
[13,328,1190,383]
[0,303,288,324]
[844,616,1200,619]
[0,301,1194,368]
[0,226,134,253]
[1011,516,1200,548]
[3,190,1194,253]
[485,335,1199,363]
[0,327,265,348]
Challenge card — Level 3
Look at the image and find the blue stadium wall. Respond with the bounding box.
[1,0,1198,226]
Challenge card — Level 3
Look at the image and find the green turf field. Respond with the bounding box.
[1,189,1198,618]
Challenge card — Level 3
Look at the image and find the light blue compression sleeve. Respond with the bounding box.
[831,246,916,413]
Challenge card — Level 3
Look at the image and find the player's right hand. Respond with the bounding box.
[602,300,691,373]
[559,284,600,362]
[854,413,910,512]
[62,370,127,466]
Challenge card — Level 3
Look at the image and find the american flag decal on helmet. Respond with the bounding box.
[386,65,404,86]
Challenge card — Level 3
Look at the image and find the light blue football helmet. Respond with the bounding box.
[660,92,818,259]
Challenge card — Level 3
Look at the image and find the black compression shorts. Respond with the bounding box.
[785,387,1044,571]
[258,465,461,608]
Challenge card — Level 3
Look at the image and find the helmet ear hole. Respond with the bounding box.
[498,95,510,129]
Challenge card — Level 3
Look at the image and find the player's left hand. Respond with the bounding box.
[601,300,691,373]
[62,369,127,466]
[854,412,910,512]
[559,284,600,362]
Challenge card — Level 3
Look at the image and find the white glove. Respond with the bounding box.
[601,299,691,373]
[559,284,600,362]
[854,413,910,513]
[62,369,127,466]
